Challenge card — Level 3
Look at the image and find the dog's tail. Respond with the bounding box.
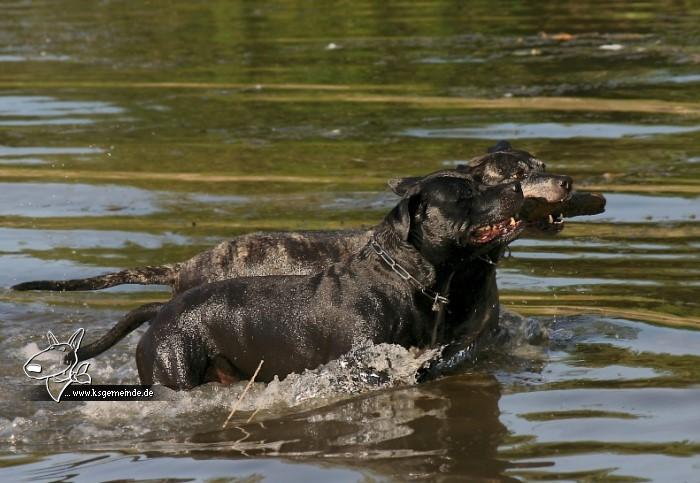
[76,302,164,361]
[12,264,180,292]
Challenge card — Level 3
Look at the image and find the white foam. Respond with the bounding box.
[79,342,439,428]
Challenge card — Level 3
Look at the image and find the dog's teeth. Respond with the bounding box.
[548,214,554,224]
[510,217,516,226]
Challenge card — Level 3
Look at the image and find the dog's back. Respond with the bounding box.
[174,229,369,292]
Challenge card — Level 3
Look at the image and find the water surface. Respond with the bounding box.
[1,1,699,481]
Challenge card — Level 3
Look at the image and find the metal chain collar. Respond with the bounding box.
[369,238,449,312]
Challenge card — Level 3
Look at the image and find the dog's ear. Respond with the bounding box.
[387,186,422,241]
[67,328,84,351]
[488,140,512,153]
[388,176,422,196]
[47,331,59,346]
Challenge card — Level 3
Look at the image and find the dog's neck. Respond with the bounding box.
[359,223,511,303]
[450,243,507,285]
[363,225,439,289]
[365,223,496,293]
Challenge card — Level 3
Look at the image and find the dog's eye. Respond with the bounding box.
[513,167,527,179]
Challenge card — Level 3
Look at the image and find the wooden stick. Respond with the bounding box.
[245,407,261,424]
[222,360,264,429]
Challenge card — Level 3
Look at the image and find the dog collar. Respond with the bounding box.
[369,237,449,312]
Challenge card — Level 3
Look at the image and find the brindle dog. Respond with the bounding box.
[12,142,599,295]
[136,176,525,389]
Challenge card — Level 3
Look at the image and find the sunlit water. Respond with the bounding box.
[1,1,699,481]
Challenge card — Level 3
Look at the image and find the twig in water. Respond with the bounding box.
[246,407,261,424]
[222,359,264,429]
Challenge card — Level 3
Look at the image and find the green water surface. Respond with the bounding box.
[1,1,699,481]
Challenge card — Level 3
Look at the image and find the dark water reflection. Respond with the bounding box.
[1,1,699,481]
[195,375,513,480]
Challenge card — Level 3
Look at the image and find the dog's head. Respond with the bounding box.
[23,329,81,381]
[388,141,574,233]
[470,144,572,203]
[385,175,525,265]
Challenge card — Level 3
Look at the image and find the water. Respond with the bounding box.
[402,123,700,140]
[1,1,699,481]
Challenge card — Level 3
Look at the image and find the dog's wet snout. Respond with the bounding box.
[520,174,572,202]
[511,182,523,194]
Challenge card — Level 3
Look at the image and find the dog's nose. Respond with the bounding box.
[511,182,522,194]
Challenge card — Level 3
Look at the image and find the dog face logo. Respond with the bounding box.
[23,328,91,402]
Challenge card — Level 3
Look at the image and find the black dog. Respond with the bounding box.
[135,175,525,389]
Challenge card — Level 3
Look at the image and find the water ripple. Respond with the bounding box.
[401,122,700,140]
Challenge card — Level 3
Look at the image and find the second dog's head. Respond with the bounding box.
[388,142,573,233]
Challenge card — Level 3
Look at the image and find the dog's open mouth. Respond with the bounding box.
[469,217,525,244]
